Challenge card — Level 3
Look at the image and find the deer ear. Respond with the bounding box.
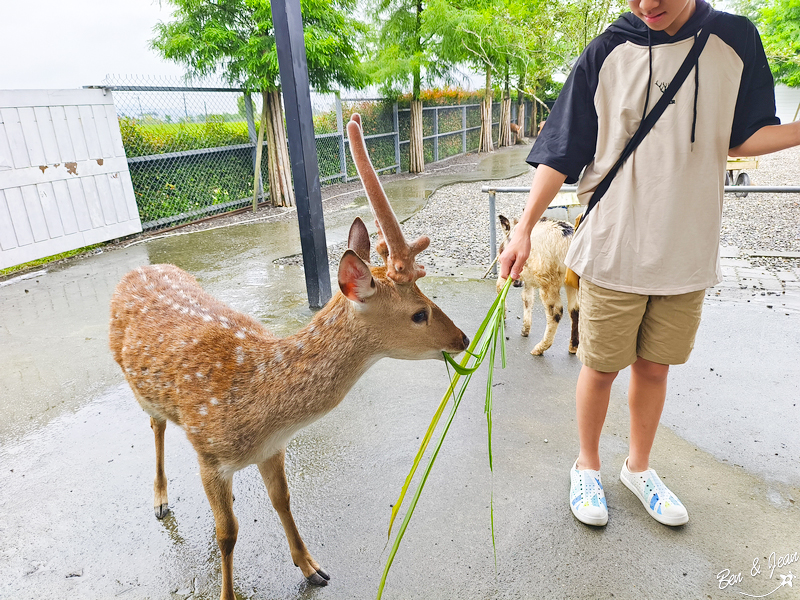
[338,249,376,302]
[348,217,371,263]
[499,214,511,234]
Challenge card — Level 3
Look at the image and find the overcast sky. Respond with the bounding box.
[0,0,186,90]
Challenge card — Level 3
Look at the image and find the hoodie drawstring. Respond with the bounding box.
[691,29,699,147]
[643,27,653,120]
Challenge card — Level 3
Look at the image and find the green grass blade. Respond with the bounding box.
[378,277,514,598]
[377,370,474,599]
[385,278,513,540]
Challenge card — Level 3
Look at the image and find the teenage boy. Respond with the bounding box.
[499,0,800,526]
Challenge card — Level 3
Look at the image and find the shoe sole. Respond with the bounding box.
[620,472,688,527]
[570,501,608,526]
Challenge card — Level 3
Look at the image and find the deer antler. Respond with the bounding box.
[347,114,429,284]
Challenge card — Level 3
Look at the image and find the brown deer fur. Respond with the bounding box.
[109,115,468,600]
[496,215,579,355]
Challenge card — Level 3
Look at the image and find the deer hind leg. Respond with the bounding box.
[532,284,563,356]
[258,451,330,586]
[566,285,579,354]
[520,283,536,338]
[150,417,169,519]
[199,465,239,600]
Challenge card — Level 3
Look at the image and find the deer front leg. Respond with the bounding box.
[532,285,562,355]
[258,451,330,586]
[520,283,536,338]
[199,465,238,600]
[150,417,169,519]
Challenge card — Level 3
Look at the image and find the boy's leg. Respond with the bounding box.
[575,365,618,471]
[626,357,669,472]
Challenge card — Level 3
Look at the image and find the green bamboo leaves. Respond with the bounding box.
[376,277,514,599]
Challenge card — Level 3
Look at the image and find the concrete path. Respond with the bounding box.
[1,149,798,600]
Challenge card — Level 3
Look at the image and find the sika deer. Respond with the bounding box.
[496,215,579,355]
[109,114,468,600]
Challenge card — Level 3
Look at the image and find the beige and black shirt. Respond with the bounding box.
[528,0,780,295]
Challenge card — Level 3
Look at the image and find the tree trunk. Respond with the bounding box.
[409,99,425,173]
[271,89,295,207]
[480,69,493,153]
[498,96,512,147]
[516,101,526,144]
[263,90,295,207]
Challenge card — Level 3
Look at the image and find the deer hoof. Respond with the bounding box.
[569,345,578,354]
[154,504,170,519]
[531,345,547,356]
[306,569,330,586]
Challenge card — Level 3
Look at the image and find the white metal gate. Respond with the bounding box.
[0,89,142,270]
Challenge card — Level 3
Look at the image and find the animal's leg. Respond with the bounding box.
[566,285,579,354]
[258,451,330,586]
[150,417,169,519]
[199,465,238,600]
[532,285,563,355]
[520,284,536,338]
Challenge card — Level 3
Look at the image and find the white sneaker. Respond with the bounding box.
[569,460,608,526]
[620,458,688,526]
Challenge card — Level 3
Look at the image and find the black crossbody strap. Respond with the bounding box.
[581,18,717,223]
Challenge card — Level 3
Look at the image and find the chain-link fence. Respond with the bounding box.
[102,76,526,232]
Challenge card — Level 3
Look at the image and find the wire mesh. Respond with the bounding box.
[104,76,505,231]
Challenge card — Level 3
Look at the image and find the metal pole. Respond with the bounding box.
[393,101,401,174]
[271,0,332,309]
[433,107,439,163]
[488,190,497,277]
[462,106,467,155]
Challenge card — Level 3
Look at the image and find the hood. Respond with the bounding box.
[607,0,716,45]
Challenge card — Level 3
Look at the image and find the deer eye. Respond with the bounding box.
[412,309,428,324]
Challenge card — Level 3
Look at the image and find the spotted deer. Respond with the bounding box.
[108,114,469,600]
[496,214,579,355]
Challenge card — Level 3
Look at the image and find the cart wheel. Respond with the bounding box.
[725,171,732,186]
[735,172,750,197]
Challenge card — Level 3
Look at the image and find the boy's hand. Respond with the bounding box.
[499,232,531,281]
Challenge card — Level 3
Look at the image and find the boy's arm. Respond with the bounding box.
[498,165,568,280]
[729,121,800,157]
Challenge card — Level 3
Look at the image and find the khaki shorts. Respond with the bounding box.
[577,279,705,373]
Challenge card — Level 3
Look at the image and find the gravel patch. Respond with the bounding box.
[282,144,800,277]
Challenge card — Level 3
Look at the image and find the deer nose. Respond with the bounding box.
[462,333,470,349]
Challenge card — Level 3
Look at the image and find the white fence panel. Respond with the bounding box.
[0,89,141,269]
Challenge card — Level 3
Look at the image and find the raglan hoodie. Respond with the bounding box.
[528,0,779,295]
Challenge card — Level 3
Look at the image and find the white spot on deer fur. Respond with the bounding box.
[325,313,338,326]
[203,314,212,322]
[199,405,208,416]
[196,372,204,379]
[190,426,198,434]
[235,347,245,364]
[210,397,219,405]
[220,316,229,323]
[184,374,191,381]
[274,350,283,363]
[236,330,246,339]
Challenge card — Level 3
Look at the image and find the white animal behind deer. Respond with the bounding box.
[108,114,468,600]
[496,215,579,355]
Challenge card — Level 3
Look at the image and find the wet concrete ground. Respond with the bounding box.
[1,146,799,599]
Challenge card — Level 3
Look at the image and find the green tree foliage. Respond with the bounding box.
[151,0,368,92]
[727,0,800,87]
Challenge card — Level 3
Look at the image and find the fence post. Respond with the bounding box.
[433,106,439,163]
[393,101,401,174]
[336,92,346,183]
[244,94,263,198]
[271,0,332,309]
[462,105,467,155]
[488,189,497,277]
